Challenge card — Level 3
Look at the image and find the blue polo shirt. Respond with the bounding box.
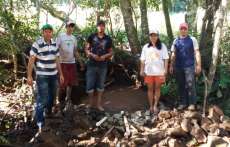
[171,35,199,69]
[87,33,112,67]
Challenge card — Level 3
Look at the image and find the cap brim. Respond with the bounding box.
[67,23,75,26]
[180,26,188,30]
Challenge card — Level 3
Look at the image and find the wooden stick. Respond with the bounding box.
[124,116,131,138]
[96,116,108,127]
[93,126,115,145]
[202,70,208,117]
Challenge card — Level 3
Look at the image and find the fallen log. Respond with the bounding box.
[96,116,108,127]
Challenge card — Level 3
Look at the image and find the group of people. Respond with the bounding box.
[27,20,201,132]
[27,20,112,131]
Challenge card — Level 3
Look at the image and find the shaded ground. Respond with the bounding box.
[81,85,149,112]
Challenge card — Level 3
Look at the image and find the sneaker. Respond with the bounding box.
[188,104,196,111]
[177,104,186,110]
[64,100,73,111]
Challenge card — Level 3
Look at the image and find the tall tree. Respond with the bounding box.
[207,0,227,93]
[162,0,173,45]
[185,0,199,34]
[120,0,141,54]
[140,0,149,46]
[203,0,227,115]
[199,0,221,69]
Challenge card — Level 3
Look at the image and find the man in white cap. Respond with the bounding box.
[56,20,84,113]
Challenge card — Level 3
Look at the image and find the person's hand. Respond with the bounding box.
[60,74,64,85]
[27,76,33,86]
[99,55,106,61]
[164,70,168,76]
[169,65,174,74]
[195,65,201,75]
[91,53,100,61]
[80,65,85,71]
[140,71,146,77]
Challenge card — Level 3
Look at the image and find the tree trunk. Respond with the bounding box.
[36,0,40,30]
[8,0,18,79]
[96,0,100,23]
[12,51,18,80]
[40,1,77,22]
[104,0,114,38]
[185,0,198,34]
[162,0,174,45]
[140,0,149,46]
[108,10,114,38]
[199,0,222,70]
[207,0,227,95]
[120,0,141,54]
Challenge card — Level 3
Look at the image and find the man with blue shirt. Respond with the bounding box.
[85,20,113,111]
[27,24,64,132]
[170,22,201,110]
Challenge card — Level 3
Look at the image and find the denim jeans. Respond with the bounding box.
[86,64,107,93]
[35,75,57,126]
[175,66,196,106]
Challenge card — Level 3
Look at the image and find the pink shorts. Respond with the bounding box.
[144,76,165,84]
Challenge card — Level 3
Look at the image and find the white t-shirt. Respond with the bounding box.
[140,43,169,76]
[171,36,199,52]
[56,33,77,63]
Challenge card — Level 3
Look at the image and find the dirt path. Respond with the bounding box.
[81,85,149,112]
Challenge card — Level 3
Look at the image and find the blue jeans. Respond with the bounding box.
[86,64,107,93]
[175,66,196,106]
[35,75,57,126]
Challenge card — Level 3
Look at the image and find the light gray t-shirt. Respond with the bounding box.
[56,33,77,63]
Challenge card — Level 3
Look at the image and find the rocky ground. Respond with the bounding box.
[0,83,230,147]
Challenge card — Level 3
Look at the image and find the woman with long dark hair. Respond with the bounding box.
[140,29,169,114]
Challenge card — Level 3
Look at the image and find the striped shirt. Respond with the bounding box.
[30,37,59,76]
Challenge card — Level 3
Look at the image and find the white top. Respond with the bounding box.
[171,36,199,52]
[140,43,169,76]
[56,33,77,63]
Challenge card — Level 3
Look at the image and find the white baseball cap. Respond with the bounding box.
[149,29,159,35]
[66,20,75,26]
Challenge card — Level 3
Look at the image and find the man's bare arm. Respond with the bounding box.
[56,57,64,84]
[140,61,145,77]
[100,48,113,60]
[169,51,176,74]
[27,56,36,86]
